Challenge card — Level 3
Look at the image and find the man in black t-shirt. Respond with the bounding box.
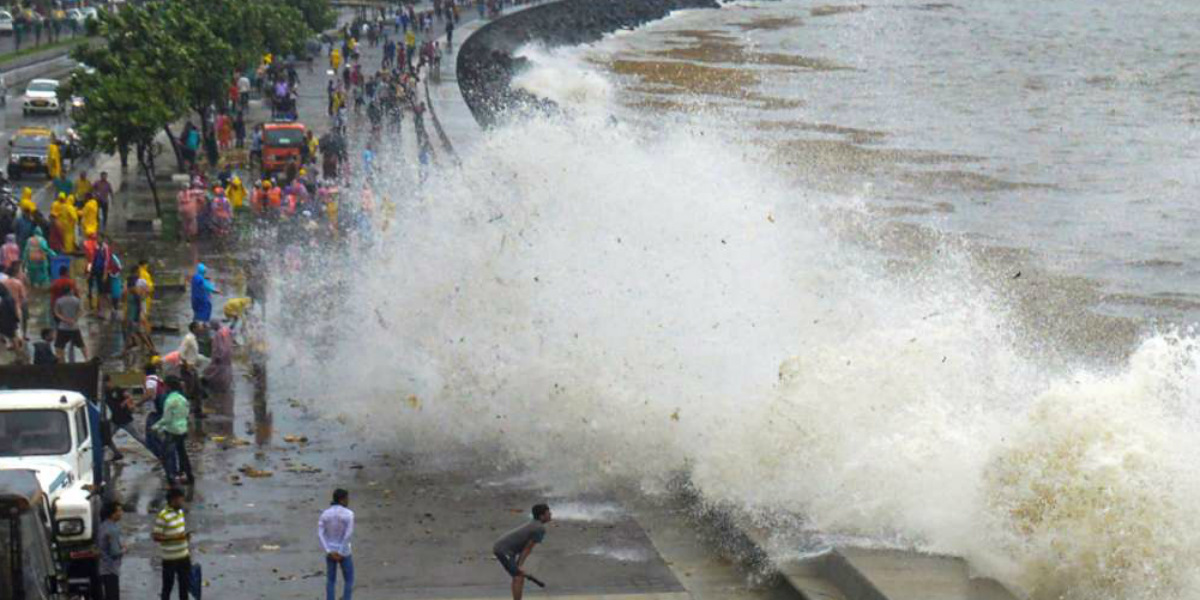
[102,374,151,461]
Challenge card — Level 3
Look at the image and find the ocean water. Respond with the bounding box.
[579,0,1200,323]
[269,2,1200,599]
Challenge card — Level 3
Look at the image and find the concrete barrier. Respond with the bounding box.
[455,0,718,128]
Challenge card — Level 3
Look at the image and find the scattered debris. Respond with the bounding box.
[260,544,281,551]
[282,434,308,443]
[238,465,273,478]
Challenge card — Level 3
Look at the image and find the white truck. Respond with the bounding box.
[0,363,107,600]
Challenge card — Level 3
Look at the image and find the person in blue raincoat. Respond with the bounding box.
[190,263,221,323]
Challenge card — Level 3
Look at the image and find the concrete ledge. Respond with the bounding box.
[455,0,718,128]
[819,551,889,600]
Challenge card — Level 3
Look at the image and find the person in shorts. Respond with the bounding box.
[54,285,86,362]
[492,504,551,600]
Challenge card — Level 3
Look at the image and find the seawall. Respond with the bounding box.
[455,0,719,127]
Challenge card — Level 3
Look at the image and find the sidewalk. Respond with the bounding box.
[425,3,541,155]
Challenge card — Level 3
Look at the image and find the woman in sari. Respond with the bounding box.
[23,227,53,287]
[202,319,234,392]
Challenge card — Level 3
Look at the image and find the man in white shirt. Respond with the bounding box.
[318,489,355,600]
[237,75,251,111]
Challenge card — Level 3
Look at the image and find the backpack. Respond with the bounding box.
[107,253,122,278]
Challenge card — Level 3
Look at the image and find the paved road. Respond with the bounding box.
[0,54,87,210]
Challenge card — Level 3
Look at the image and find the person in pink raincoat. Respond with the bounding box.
[177,189,199,240]
[209,187,233,237]
[202,319,234,392]
[0,234,20,271]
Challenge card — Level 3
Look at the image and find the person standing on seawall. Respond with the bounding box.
[493,504,552,600]
[319,488,355,600]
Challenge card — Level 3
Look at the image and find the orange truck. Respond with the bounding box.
[262,121,306,175]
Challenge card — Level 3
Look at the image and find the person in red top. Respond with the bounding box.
[267,184,282,216]
[251,181,269,216]
[48,265,79,328]
[229,81,240,111]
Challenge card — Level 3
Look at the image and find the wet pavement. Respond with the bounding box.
[3,5,807,600]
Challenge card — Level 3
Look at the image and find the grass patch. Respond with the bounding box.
[0,36,88,66]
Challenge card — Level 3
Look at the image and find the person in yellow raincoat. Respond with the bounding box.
[57,194,79,253]
[75,171,92,202]
[330,47,342,72]
[137,259,155,317]
[46,140,62,180]
[20,188,35,215]
[48,193,66,251]
[228,176,247,211]
[81,196,100,240]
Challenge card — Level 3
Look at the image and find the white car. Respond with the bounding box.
[23,78,61,116]
[0,11,14,35]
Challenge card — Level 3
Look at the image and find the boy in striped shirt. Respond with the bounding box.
[152,488,191,600]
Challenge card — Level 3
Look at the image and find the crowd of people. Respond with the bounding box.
[0,168,118,356]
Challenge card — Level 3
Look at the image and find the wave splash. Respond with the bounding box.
[267,49,1200,600]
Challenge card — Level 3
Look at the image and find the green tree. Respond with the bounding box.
[67,6,190,215]
[280,0,335,33]
[64,0,324,202]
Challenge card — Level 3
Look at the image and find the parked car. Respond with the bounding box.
[23,79,61,116]
[0,10,14,35]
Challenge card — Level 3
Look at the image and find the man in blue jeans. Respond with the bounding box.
[318,488,355,600]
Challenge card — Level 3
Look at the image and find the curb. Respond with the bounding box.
[454,0,718,128]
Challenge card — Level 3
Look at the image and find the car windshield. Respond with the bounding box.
[0,410,71,456]
[265,129,304,147]
[26,82,55,93]
[12,135,48,152]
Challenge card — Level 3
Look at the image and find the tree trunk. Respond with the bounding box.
[163,125,184,173]
[195,105,212,146]
[137,142,162,218]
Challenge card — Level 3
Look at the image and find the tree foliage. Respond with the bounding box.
[63,0,327,211]
[280,0,336,34]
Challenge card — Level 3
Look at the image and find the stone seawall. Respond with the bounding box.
[455,0,719,127]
